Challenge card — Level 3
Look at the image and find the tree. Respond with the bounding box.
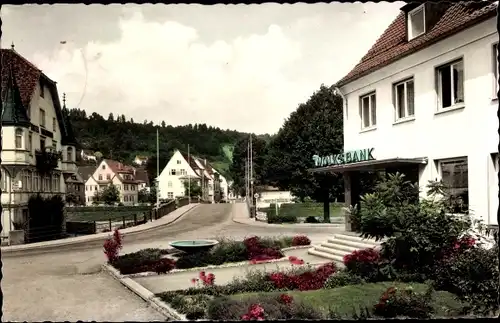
[161,120,166,128]
[101,184,120,205]
[263,84,344,222]
[138,188,150,204]
[65,192,80,205]
[182,179,202,197]
[229,135,268,196]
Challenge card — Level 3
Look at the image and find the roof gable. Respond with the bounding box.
[2,64,30,127]
[336,2,497,87]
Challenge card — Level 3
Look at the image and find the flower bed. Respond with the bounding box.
[103,230,312,275]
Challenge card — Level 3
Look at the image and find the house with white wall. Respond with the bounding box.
[0,45,78,241]
[157,149,227,202]
[312,2,498,227]
[84,159,140,205]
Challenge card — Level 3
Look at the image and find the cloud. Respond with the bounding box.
[26,3,403,134]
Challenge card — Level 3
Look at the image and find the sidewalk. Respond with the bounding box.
[231,203,344,228]
[1,203,199,254]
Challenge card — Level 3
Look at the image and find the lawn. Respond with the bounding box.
[66,209,150,222]
[230,282,465,318]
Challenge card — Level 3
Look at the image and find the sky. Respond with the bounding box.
[2,3,404,134]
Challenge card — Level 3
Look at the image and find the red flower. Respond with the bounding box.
[279,294,293,304]
[199,271,206,279]
[292,235,311,246]
[191,278,197,284]
[241,304,265,321]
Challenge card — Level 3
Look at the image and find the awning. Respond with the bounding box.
[309,157,428,173]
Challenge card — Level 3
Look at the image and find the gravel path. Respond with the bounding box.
[1,203,338,321]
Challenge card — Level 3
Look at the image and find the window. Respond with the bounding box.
[124,195,128,202]
[94,185,97,190]
[493,43,498,98]
[167,192,174,199]
[40,137,46,151]
[106,174,111,180]
[168,181,172,188]
[439,158,469,214]
[102,165,105,169]
[98,175,103,181]
[180,169,187,175]
[177,160,181,164]
[15,128,23,149]
[394,78,415,120]
[40,109,46,127]
[67,147,73,162]
[39,81,44,98]
[170,169,177,175]
[28,132,32,152]
[437,59,464,109]
[52,140,57,149]
[86,185,88,191]
[124,184,129,191]
[360,92,377,128]
[52,118,56,132]
[408,5,425,40]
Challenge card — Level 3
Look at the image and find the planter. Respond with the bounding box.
[9,229,25,245]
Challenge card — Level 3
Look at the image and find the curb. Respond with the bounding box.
[2,204,199,255]
[232,217,344,228]
[102,264,187,321]
[123,245,312,279]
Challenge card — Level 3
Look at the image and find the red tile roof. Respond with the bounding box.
[336,2,497,87]
[104,159,135,174]
[1,48,41,106]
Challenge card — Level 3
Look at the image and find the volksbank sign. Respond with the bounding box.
[312,148,375,167]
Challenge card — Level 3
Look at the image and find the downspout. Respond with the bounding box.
[332,85,348,121]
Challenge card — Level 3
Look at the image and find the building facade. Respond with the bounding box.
[0,46,78,240]
[84,159,139,205]
[324,2,498,226]
[157,149,228,202]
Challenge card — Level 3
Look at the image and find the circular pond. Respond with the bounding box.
[169,239,219,253]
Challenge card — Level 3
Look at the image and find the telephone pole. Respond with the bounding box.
[250,134,254,208]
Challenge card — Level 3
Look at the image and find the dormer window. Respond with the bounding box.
[408,5,425,40]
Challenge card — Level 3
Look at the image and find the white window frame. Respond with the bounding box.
[436,59,464,110]
[168,181,172,188]
[177,160,181,164]
[40,108,46,128]
[167,192,174,199]
[408,5,426,40]
[393,78,415,121]
[493,43,498,100]
[359,92,377,129]
[15,128,23,149]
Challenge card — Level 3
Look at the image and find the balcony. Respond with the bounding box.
[35,149,62,175]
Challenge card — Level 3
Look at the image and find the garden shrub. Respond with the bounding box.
[431,245,499,315]
[343,248,384,282]
[292,235,311,246]
[267,212,297,224]
[356,173,473,274]
[175,251,212,269]
[207,294,323,320]
[305,215,320,223]
[323,270,365,289]
[268,262,337,291]
[165,293,212,320]
[373,285,434,319]
[112,248,170,274]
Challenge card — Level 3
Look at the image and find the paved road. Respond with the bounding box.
[2,204,337,321]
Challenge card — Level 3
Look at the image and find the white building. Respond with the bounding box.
[0,46,78,240]
[157,149,228,202]
[84,159,140,206]
[256,186,294,208]
[315,2,498,227]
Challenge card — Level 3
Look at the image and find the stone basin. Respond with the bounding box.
[169,239,219,254]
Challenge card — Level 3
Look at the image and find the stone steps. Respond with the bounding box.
[307,233,382,263]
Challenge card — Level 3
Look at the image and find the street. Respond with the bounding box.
[1,204,336,321]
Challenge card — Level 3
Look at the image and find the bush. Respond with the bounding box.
[267,212,297,224]
[292,235,311,246]
[431,245,499,315]
[268,262,337,291]
[355,173,473,273]
[373,285,434,319]
[175,251,212,269]
[112,248,174,275]
[207,294,323,320]
[164,293,212,320]
[343,248,383,282]
[305,216,320,223]
[103,229,123,262]
[324,270,365,289]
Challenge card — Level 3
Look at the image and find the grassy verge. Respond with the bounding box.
[66,211,147,222]
[158,282,464,320]
[230,282,464,318]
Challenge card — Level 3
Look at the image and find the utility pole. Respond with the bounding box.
[250,134,254,208]
[188,144,191,203]
[246,140,250,200]
[156,128,159,208]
